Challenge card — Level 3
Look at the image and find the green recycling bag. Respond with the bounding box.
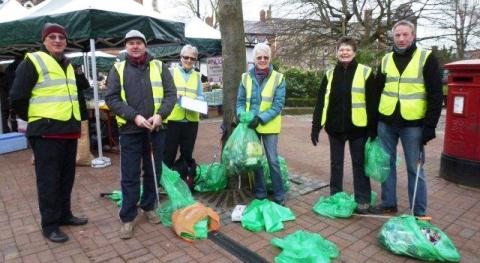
[241,199,295,233]
[222,112,263,175]
[262,156,290,192]
[180,218,209,240]
[159,163,196,226]
[379,215,461,262]
[365,137,391,183]
[106,187,143,207]
[271,230,339,263]
[194,163,227,192]
[313,192,357,219]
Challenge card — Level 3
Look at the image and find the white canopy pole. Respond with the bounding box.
[89,39,111,168]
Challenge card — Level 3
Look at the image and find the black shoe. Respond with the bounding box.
[44,229,69,243]
[355,203,371,214]
[370,205,398,215]
[60,216,88,226]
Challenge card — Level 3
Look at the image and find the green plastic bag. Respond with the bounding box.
[312,192,357,219]
[379,215,461,262]
[241,199,295,233]
[271,230,339,263]
[180,218,209,240]
[262,156,290,192]
[222,112,263,175]
[159,163,196,226]
[194,163,227,192]
[365,138,391,183]
[106,187,143,207]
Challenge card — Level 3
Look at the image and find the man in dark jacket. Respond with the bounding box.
[372,20,443,217]
[3,55,22,133]
[10,23,88,243]
[105,30,176,239]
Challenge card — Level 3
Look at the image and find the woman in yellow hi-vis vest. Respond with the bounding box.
[311,37,377,214]
[163,45,204,170]
[236,43,287,206]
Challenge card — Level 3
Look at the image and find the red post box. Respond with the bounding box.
[440,59,480,188]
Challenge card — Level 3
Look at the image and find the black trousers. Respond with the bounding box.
[164,121,199,168]
[328,134,371,204]
[119,130,165,223]
[30,137,77,234]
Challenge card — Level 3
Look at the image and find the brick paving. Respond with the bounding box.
[1,111,480,262]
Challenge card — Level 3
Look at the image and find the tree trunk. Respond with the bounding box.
[218,0,246,145]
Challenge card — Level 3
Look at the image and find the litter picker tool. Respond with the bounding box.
[411,149,424,216]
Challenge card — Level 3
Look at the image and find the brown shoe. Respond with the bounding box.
[144,210,161,224]
[119,222,134,239]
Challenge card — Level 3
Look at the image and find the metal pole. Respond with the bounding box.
[89,38,111,168]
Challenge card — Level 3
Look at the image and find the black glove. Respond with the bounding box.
[422,127,436,145]
[311,124,321,146]
[248,116,261,129]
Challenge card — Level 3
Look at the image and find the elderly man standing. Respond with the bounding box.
[106,30,176,239]
[236,42,287,206]
[372,20,443,217]
[10,23,88,243]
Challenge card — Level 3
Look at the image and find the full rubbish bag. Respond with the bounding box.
[262,156,290,192]
[159,164,196,226]
[365,137,391,183]
[222,112,263,175]
[379,215,461,262]
[172,202,220,242]
[312,192,357,219]
[194,163,228,192]
[271,230,339,263]
[241,199,295,233]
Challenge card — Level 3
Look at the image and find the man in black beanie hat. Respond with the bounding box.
[10,22,88,243]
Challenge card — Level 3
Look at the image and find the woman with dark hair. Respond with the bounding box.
[311,36,376,213]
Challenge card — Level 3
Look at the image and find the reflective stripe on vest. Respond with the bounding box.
[379,49,430,120]
[113,60,164,127]
[244,70,283,134]
[166,66,200,122]
[321,64,371,127]
[26,51,80,123]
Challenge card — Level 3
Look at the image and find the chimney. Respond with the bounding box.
[260,10,266,22]
[267,5,272,20]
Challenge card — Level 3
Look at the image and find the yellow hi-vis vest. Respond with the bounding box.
[113,60,164,127]
[379,48,431,120]
[321,64,371,127]
[26,51,80,123]
[166,66,200,122]
[243,70,284,134]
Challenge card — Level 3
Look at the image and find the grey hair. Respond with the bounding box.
[180,44,198,57]
[392,20,416,34]
[253,42,271,58]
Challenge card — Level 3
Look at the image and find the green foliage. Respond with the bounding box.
[280,67,324,99]
[356,48,386,68]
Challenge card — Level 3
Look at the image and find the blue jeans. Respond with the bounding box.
[378,122,427,215]
[119,130,165,223]
[254,134,285,202]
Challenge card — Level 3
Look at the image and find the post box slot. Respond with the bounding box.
[452,77,473,83]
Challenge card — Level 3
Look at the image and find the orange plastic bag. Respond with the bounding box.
[172,202,220,242]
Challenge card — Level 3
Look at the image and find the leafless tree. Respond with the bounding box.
[218,0,246,141]
[434,0,480,59]
[273,0,440,67]
[179,0,220,27]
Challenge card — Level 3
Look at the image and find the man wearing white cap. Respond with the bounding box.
[106,30,177,239]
